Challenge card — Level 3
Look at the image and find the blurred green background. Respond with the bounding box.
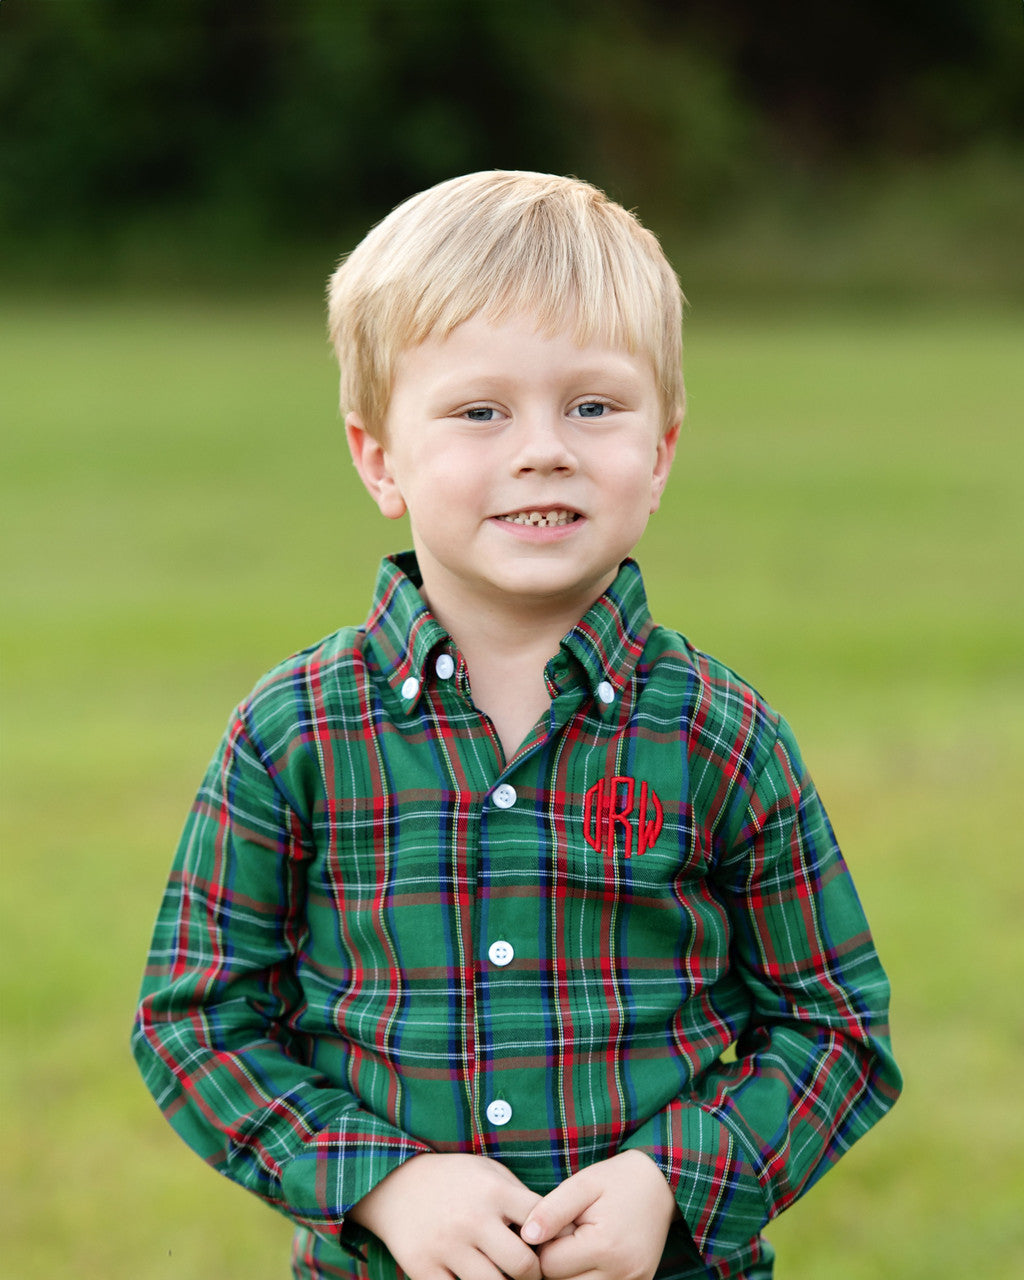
[1,3,1022,1277]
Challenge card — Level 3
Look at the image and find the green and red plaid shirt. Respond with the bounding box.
[133,554,900,1280]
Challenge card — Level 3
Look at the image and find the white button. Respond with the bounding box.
[400,677,420,700]
[486,1099,512,1126]
[596,681,615,704]
[492,783,517,809]
[435,653,455,680]
[488,940,515,967]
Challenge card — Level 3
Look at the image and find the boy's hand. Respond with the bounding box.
[348,1152,544,1280]
[520,1151,676,1280]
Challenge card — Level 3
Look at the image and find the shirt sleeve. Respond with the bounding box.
[131,707,432,1253]
[621,713,902,1269]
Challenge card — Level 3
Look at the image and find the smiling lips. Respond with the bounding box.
[497,508,581,527]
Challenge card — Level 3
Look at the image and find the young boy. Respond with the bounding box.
[132,171,901,1280]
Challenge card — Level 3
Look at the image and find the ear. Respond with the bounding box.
[649,419,680,513]
[346,412,407,520]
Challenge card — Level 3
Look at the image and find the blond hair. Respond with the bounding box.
[327,170,684,439]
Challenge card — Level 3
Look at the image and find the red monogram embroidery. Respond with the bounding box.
[583,777,663,858]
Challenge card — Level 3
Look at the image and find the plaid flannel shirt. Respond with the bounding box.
[133,553,900,1279]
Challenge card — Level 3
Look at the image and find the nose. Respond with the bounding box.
[510,411,578,477]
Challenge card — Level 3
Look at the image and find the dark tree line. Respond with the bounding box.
[1,0,1020,245]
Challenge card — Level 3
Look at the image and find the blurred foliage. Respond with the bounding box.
[1,0,1021,265]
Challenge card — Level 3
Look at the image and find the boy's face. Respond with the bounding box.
[347,311,679,632]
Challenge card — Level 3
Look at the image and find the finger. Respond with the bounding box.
[444,1245,513,1280]
[520,1173,597,1246]
[478,1224,543,1280]
[535,1233,602,1280]
[500,1179,545,1231]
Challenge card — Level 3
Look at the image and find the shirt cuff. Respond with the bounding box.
[621,1097,769,1270]
[280,1119,433,1255]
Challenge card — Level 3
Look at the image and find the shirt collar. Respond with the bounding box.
[363,552,450,710]
[556,558,654,714]
[363,552,654,716]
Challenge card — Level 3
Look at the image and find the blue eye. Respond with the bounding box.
[464,407,496,422]
[576,402,608,418]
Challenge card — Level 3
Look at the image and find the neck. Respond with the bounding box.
[415,556,615,665]
[446,620,557,762]
[419,581,605,762]
[425,588,586,672]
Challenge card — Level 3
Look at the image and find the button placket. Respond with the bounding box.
[480,763,536,1139]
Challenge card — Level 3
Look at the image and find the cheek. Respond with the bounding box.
[613,460,668,522]
[616,449,664,499]
[403,462,478,532]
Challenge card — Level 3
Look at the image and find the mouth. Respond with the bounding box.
[496,508,582,528]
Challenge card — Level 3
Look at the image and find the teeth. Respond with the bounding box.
[500,509,578,527]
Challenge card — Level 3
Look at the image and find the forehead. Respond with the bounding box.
[391,310,659,395]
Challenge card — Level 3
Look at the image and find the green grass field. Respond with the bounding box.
[2,293,1022,1278]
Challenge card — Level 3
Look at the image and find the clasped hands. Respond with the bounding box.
[348,1149,677,1280]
